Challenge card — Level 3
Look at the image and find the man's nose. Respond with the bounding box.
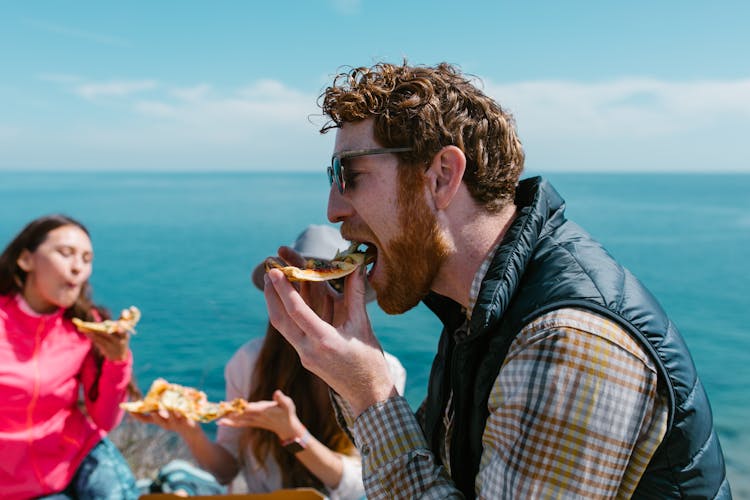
[327,185,352,223]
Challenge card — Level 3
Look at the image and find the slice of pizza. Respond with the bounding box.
[72,306,141,335]
[264,242,372,282]
[120,378,248,423]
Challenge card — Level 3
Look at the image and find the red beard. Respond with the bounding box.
[374,168,449,314]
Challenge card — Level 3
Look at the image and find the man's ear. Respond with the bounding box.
[425,146,466,210]
[16,250,33,273]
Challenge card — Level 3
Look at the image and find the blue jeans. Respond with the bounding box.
[36,438,138,500]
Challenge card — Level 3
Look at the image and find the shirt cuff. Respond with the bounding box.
[326,453,364,499]
[331,390,356,428]
[350,395,430,477]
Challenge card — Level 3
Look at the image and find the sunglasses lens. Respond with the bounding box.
[330,157,344,193]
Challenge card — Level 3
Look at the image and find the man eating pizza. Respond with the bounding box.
[262,61,730,498]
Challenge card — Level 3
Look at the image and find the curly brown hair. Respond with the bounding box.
[319,61,525,211]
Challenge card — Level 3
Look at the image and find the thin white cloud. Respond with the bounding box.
[237,79,300,100]
[484,77,750,137]
[483,77,750,172]
[135,79,315,126]
[133,100,176,118]
[74,80,158,100]
[170,84,212,102]
[25,18,131,48]
[13,78,329,170]
[4,76,749,172]
[38,73,84,84]
[329,0,362,15]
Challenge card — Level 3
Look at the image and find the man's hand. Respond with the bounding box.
[264,247,397,417]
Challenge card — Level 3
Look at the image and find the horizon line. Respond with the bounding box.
[1,169,748,176]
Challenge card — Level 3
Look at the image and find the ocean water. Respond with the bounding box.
[2,171,749,496]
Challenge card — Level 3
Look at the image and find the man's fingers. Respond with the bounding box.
[264,270,307,346]
[345,263,369,310]
[278,245,306,267]
[299,278,340,322]
[265,269,327,342]
[321,293,334,324]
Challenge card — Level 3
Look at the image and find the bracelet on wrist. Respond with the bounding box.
[280,427,312,454]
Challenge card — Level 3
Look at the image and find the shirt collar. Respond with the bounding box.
[465,239,503,320]
[14,293,63,318]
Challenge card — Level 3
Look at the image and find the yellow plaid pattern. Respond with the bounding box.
[335,307,668,499]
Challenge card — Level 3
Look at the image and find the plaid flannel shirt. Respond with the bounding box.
[333,246,668,499]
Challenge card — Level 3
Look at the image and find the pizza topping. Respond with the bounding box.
[72,306,141,335]
[120,378,248,422]
[263,242,372,283]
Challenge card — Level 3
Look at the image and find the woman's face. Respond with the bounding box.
[16,224,93,313]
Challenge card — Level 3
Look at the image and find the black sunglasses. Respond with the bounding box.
[327,147,413,194]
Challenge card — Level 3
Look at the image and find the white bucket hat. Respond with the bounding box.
[251,224,375,303]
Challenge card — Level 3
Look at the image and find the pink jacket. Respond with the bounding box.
[0,294,133,499]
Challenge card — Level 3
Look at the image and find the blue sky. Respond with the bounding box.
[1,1,749,172]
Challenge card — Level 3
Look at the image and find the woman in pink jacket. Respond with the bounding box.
[0,214,139,499]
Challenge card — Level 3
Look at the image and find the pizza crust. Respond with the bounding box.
[264,243,370,282]
[72,306,141,335]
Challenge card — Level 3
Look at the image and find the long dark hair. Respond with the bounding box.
[240,324,355,490]
[0,214,100,320]
[0,214,140,400]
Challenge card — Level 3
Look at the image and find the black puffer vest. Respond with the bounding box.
[423,177,731,498]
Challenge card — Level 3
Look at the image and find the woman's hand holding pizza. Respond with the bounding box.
[129,408,201,439]
[74,307,139,361]
[217,390,306,442]
[83,326,130,362]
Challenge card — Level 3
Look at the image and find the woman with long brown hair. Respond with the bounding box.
[137,225,406,498]
[0,214,139,499]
